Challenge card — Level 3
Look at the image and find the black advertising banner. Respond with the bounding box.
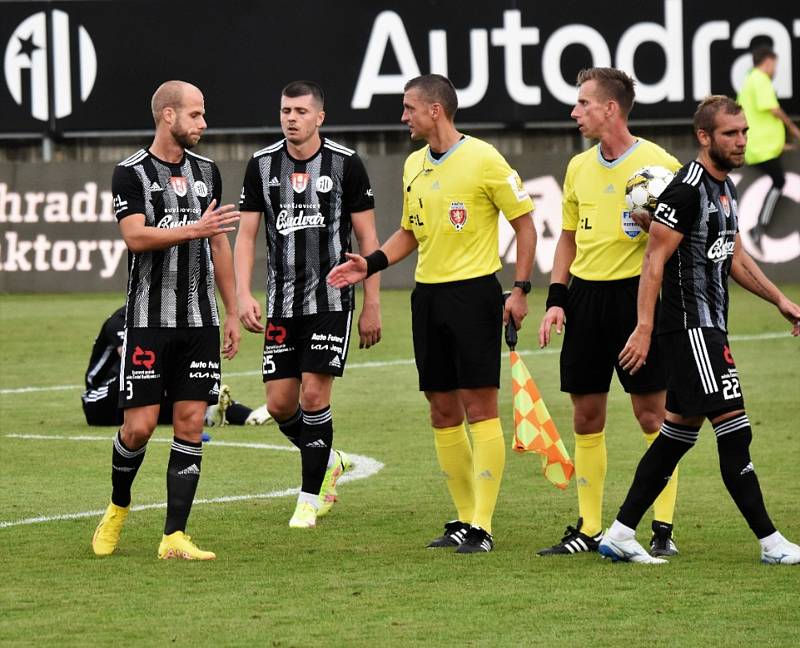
[1,0,798,135]
[2,150,800,293]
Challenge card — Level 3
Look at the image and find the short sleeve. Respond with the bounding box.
[561,158,579,231]
[239,157,265,212]
[342,153,375,213]
[653,181,697,235]
[400,158,413,230]
[482,147,534,221]
[112,165,145,221]
[753,73,779,112]
[212,164,222,205]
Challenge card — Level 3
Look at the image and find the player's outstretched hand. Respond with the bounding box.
[630,207,653,233]
[538,307,565,348]
[238,293,265,333]
[327,253,368,288]
[193,199,240,239]
[222,315,240,360]
[776,296,800,337]
[619,326,652,374]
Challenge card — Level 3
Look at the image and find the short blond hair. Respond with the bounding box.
[151,80,195,124]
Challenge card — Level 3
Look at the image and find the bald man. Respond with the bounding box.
[91,80,241,561]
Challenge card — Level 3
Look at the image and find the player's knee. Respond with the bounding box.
[172,406,205,437]
[120,421,153,449]
[267,400,299,422]
[573,411,605,433]
[636,410,663,434]
[299,390,329,412]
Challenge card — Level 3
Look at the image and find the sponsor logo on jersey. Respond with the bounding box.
[268,176,281,187]
[112,194,128,215]
[193,180,208,197]
[316,175,333,193]
[706,200,718,214]
[707,235,735,261]
[719,194,731,217]
[621,210,642,239]
[603,183,616,194]
[290,172,310,193]
[448,201,467,231]
[329,355,341,368]
[506,172,529,201]
[654,202,678,226]
[169,176,188,197]
[366,188,374,197]
[266,322,287,344]
[276,209,325,234]
[131,345,155,370]
[150,182,163,192]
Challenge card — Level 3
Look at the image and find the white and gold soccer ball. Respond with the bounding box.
[625,166,675,212]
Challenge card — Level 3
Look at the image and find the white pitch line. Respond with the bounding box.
[0,434,384,529]
[0,332,788,396]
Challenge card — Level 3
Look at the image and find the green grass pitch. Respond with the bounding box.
[1,286,799,646]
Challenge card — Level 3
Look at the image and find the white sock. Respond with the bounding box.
[298,491,320,509]
[607,520,636,541]
[759,530,784,552]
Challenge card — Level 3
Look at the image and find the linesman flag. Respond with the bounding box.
[510,351,574,489]
[503,293,573,489]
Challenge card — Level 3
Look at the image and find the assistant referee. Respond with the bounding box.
[327,74,536,554]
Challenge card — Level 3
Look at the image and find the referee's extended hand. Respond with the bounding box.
[193,199,240,239]
[538,307,565,348]
[619,326,652,375]
[327,253,367,288]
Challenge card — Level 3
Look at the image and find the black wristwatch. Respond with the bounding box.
[513,280,532,294]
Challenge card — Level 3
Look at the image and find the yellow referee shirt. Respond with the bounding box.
[562,138,680,281]
[401,136,534,284]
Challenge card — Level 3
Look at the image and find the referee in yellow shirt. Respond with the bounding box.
[737,46,800,252]
[537,68,683,558]
[328,74,536,553]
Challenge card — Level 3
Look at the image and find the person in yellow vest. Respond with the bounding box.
[537,68,683,558]
[328,74,536,553]
[737,46,800,252]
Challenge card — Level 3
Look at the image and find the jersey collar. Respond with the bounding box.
[426,135,470,166]
[596,139,641,169]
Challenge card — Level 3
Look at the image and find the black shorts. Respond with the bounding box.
[560,276,665,395]
[661,327,745,417]
[119,327,221,409]
[411,274,502,392]
[262,311,352,381]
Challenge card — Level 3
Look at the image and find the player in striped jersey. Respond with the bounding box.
[92,81,241,561]
[235,81,381,529]
[602,96,800,564]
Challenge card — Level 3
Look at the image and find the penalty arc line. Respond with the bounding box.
[0,434,384,529]
[0,332,789,395]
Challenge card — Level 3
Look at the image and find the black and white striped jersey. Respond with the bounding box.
[112,148,222,328]
[652,160,739,334]
[239,138,374,318]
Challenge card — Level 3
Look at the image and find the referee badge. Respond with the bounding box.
[621,210,642,239]
[449,201,468,231]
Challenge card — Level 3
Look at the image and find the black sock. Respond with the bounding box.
[617,421,699,529]
[714,415,776,539]
[111,429,146,508]
[276,408,303,448]
[225,402,251,425]
[299,407,333,495]
[164,437,203,535]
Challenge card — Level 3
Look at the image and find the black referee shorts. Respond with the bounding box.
[661,327,745,417]
[411,274,502,392]
[560,276,665,395]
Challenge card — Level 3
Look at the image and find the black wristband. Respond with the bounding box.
[365,250,389,277]
[545,282,568,311]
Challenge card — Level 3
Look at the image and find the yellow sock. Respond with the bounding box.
[574,430,606,537]
[645,429,678,524]
[469,418,505,534]
[433,423,475,523]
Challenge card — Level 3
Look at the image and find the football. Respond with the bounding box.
[625,165,675,212]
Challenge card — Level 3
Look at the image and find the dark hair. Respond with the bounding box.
[281,80,324,109]
[693,95,742,134]
[576,67,636,117]
[752,46,776,67]
[404,74,458,118]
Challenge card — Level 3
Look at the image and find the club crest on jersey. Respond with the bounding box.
[620,210,643,239]
[448,201,467,231]
[169,176,188,197]
[194,180,208,197]
[291,172,311,193]
[719,195,731,217]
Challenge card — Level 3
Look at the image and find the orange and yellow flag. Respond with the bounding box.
[511,351,574,489]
